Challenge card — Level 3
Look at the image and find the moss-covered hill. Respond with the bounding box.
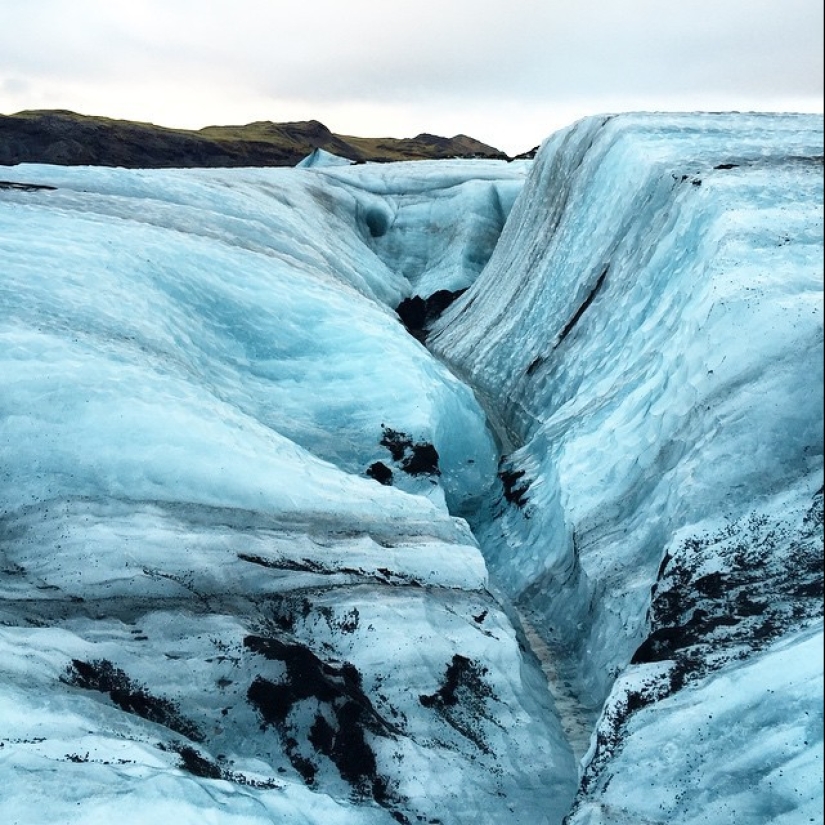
[0,110,508,167]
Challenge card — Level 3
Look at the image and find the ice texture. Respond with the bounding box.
[430,113,823,820]
[2,112,823,824]
[0,159,573,824]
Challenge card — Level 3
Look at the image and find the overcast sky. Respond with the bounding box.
[1,0,822,155]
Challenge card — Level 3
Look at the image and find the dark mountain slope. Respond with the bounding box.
[0,110,508,167]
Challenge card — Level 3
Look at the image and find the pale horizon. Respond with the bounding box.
[1,0,822,157]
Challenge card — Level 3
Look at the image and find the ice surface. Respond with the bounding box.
[0,157,577,824]
[567,622,824,825]
[0,162,516,518]
[429,112,823,820]
[296,148,355,168]
[431,111,823,698]
[314,158,530,298]
[2,112,823,824]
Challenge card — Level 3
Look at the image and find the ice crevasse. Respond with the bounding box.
[1,112,823,825]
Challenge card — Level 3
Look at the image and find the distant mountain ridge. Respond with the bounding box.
[0,110,509,167]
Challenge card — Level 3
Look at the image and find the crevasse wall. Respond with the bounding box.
[429,112,824,711]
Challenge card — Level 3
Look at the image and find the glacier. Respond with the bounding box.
[0,112,822,825]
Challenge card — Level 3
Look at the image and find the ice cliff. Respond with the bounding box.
[430,113,824,822]
[1,113,822,824]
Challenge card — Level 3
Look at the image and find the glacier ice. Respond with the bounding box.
[296,148,356,169]
[0,157,573,824]
[431,111,823,699]
[1,112,823,825]
[430,112,823,820]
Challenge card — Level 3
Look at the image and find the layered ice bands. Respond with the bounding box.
[1,112,823,825]
[430,113,824,821]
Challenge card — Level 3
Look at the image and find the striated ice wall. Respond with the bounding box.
[430,112,823,822]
